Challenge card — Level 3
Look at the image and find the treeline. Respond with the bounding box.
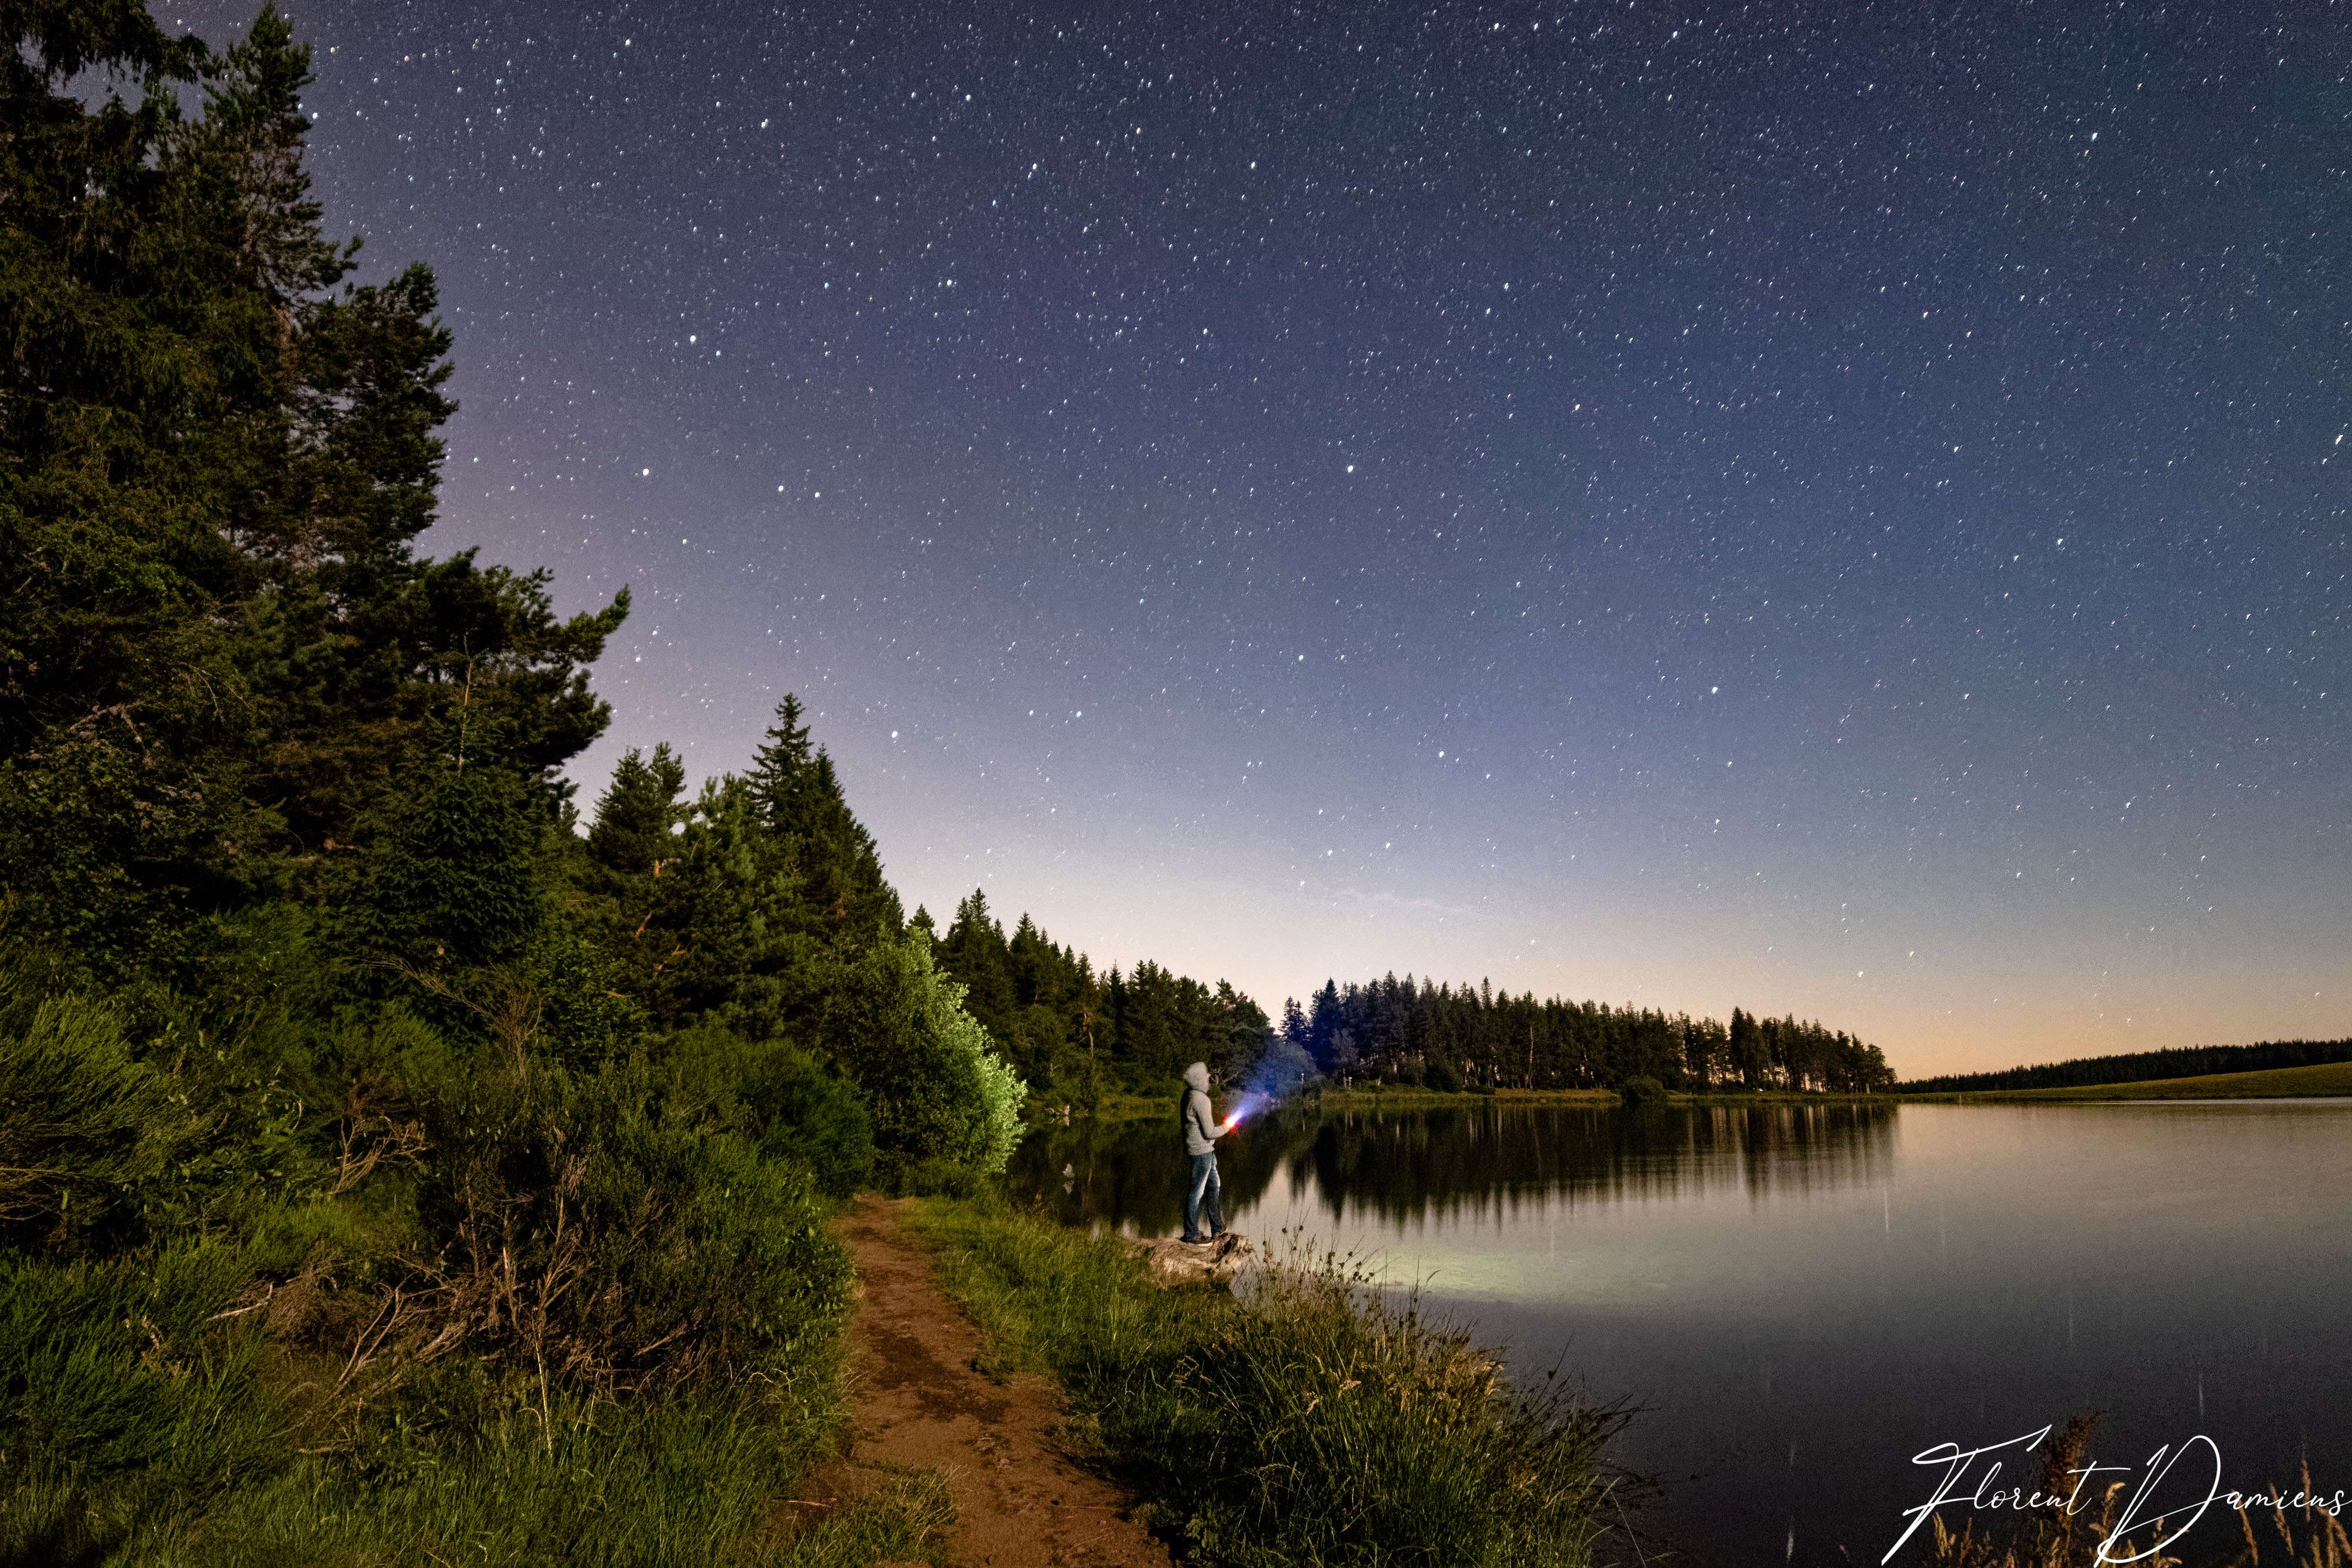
[923,917,1901,1105]
[1900,1037,2352,1094]
[926,889,1270,1106]
[1277,978,1896,1094]
[0,7,1017,1556]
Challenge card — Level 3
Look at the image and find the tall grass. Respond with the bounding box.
[907,1200,1630,1568]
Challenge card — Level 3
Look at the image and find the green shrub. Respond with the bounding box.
[362,751,548,969]
[0,997,198,1252]
[660,1025,875,1197]
[741,1045,875,1198]
[824,935,1024,1178]
[408,1049,851,1396]
[1615,1074,1668,1108]
[0,941,887,1562]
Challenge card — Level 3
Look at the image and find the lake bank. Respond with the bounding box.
[905,1195,1632,1566]
[1041,1083,1896,1125]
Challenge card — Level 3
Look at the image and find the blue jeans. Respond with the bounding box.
[1184,1151,1224,1241]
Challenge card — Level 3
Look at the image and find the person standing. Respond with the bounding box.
[1178,1060,1225,1244]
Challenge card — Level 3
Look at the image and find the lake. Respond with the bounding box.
[1004,1097,2352,1566]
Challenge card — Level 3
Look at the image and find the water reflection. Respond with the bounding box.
[1000,1099,2352,1568]
[1007,1099,1896,1235]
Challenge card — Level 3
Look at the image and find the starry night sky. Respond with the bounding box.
[176,0,2348,1074]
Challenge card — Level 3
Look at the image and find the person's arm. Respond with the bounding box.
[1188,1091,1220,1145]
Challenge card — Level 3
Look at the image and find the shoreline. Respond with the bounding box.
[1034,1085,1905,1125]
[903,1196,1632,1565]
[1037,1067,2352,1128]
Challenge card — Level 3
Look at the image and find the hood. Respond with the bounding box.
[1182,1062,1210,1092]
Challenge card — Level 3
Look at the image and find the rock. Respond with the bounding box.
[1127,1233,1248,1288]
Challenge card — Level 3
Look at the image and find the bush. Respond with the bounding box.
[658,1025,875,1197]
[0,985,868,1566]
[737,1042,876,1198]
[363,752,549,969]
[824,935,1024,1178]
[0,996,197,1252]
[407,1048,852,1397]
[1615,1074,1668,1109]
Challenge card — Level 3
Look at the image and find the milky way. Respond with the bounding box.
[172,0,2349,1070]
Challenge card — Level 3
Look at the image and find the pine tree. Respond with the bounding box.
[1308,979,1343,1068]
[587,744,685,877]
[799,751,900,934]
[747,695,815,829]
[741,696,900,942]
[365,729,546,968]
[940,888,1016,1042]
[0,5,625,972]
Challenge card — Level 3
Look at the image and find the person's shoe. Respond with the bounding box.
[1180,1232,1203,1245]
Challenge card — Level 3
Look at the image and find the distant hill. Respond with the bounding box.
[1927,1060,2352,1101]
[1900,1037,2352,1094]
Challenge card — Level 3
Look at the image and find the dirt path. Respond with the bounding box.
[816,1196,1175,1568]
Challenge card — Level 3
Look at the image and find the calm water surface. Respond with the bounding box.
[1004,1099,2352,1566]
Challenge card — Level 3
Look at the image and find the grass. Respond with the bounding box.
[0,989,929,1568]
[0,1248,881,1568]
[776,1468,956,1568]
[1909,1059,2352,1102]
[905,1198,1631,1568]
[0,1206,950,1568]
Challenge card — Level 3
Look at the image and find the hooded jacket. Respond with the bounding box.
[1180,1062,1220,1155]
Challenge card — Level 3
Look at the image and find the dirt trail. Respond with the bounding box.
[813,1196,1175,1568]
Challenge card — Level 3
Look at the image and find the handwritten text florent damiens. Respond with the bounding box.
[1885,1425,2347,1565]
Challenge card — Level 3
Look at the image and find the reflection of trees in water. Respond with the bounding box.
[1301,1103,1895,1226]
[1004,1102,1896,1235]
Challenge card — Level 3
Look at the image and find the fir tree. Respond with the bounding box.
[0,5,624,972]
[587,744,686,878]
[940,888,1015,1042]
[747,694,815,829]
[365,731,546,968]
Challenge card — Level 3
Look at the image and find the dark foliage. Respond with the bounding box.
[0,1,625,978]
[1899,1036,2352,1094]
[1273,977,1895,1094]
[927,887,1271,1099]
[0,6,1013,1558]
